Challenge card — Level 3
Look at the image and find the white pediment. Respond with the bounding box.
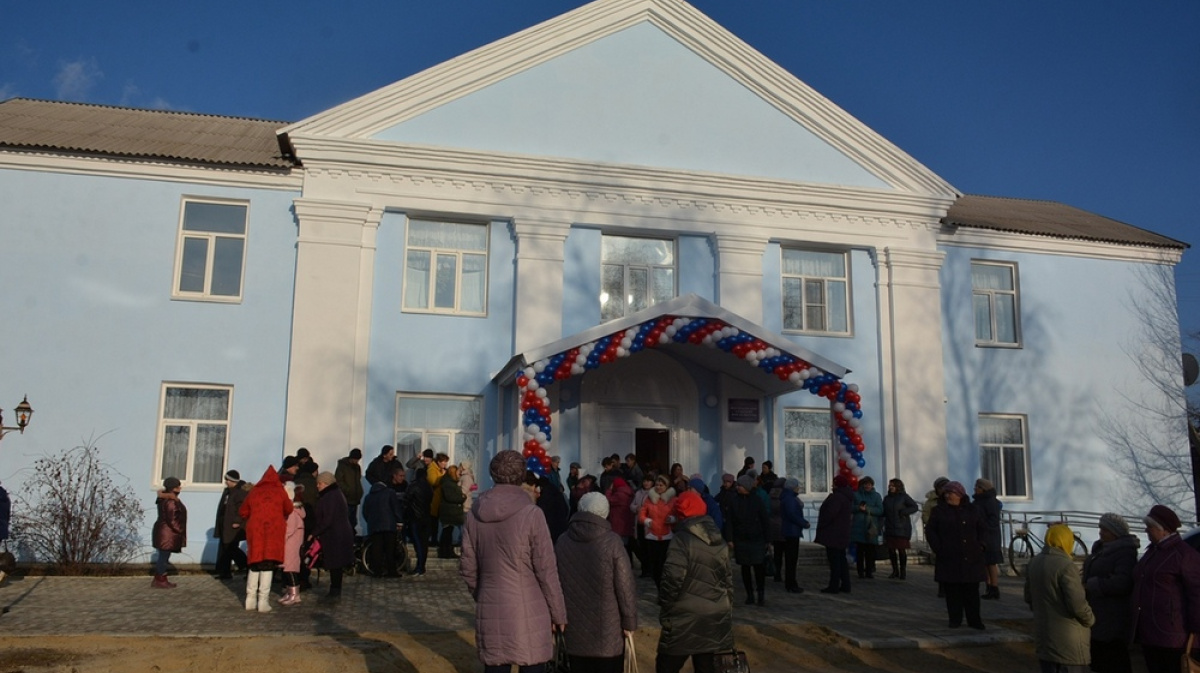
[283,0,955,196]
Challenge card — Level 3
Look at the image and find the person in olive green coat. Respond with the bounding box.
[1025,524,1095,671]
[438,465,466,559]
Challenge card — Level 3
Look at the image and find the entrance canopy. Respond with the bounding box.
[494,294,850,396]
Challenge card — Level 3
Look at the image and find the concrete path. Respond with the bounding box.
[0,557,1033,650]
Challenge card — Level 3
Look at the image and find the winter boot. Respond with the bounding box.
[245,570,261,611]
[889,556,900,579]
[899,555,907,580]
[756,591,765,606]
[257,570,273,612]
[982,584,1000,600]
[279,585,301,606]
[151,574,175,589]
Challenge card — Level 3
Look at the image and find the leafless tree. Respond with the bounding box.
[1100,260,1200,520]
[10,439,145,572]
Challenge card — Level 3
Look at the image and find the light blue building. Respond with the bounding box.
[0,0,1187,563]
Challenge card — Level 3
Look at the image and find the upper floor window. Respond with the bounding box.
[783,408,833,495]
[782,249,849,334]
[156,383,231,486]
[173,199,248,302]
[395,394,482,478]
[972,261,1020,346]
[600,235,675,322]
[403,219,488,315]
[979,413,1030,498]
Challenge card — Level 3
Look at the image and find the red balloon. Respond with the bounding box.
[517,375,529,388]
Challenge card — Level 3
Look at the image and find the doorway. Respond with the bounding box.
[636,428,670,478]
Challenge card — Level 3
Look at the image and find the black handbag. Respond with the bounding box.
[711,650,750,673]
[549,631,570,673]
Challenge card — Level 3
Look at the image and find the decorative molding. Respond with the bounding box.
[0,149,301,191]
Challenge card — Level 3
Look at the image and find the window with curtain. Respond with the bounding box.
[173,199,248,302]
[395,394,483,477]
[972,261,1020,346]
[979,413,1029,498]
[783,408,833,495]
[157,384,232,485]
[402,219,488,315]
[781,249,850,334]
[600,235,675,322]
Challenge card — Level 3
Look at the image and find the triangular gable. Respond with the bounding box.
[283,0,956,196]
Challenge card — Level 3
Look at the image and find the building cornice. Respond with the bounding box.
[0,149,301,191]
[289,135,953,242]
[939,227,1183,265]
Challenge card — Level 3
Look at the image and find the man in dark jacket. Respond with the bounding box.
[815,474,854,594]
[213,469,250,580]
[725,474,771,606]
[405,466,433,576]
[365,445,397,486]
[362,465,406,577]
[335,448,365,535]
[926,481,987,629]
[657,489,733,673]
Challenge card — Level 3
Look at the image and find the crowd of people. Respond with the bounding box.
[148,452,1200,673]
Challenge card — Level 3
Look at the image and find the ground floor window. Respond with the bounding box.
[782,408,833,495]
[395,394,482,477]
[979,413,1030,498]
[156,383,232,485]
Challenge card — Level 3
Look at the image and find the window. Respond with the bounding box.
[600,235,675,322]
[157,384,232,486]
[972,261,1020,346]
[403,219,488,315]
[979,414,1029,498]
[783,408,833,495]
[782,249,849,334]
[173,199,248,301]
[395,394,482,477]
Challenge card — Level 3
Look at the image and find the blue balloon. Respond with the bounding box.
[856,458,866,468]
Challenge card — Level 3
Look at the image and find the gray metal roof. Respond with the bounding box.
[0,98,295,170]
[945,194,1187,249]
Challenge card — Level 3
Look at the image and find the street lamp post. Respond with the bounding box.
[0,395,34,441]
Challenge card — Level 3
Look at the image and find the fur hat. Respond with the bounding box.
[1099,512,1130,537]
[578,492,610,519]
[490,450,527,486]
[162,477,181,491]
[1145,505,1182,533]
[316,471,336,486]
[674,490,707,519]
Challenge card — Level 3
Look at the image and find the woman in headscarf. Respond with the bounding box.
[1025,523,1094,671]
[239,465,293,612]
[925,480,987,629]
[311,471,355,599]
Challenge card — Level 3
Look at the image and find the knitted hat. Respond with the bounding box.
[281,456,299,470]
[1098,512,1130,537]
[224,470,240,482]
[490,450,527,485]
[349,448,362,460]
[736,475,756,491]
[316,471,336,486]
[162,477,181,491]
[674,490,707,519]
[933,476,950,491]
[832,474,852,489]
[578,492,610,518]
[722,473,736,484]
[1145,505,1182,533]
[941,481,967,498]
[784,477,801,492]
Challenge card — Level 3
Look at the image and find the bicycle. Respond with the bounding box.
[1008,516,1088,576]
[357,527,412,577]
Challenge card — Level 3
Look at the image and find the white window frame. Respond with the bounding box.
[394,393,483,474]
[401,219,489,316]
[781,248,851,336]
[171,197,249,303]
[782,407,834,496]
[979,413,1031,500]
[154,382,233,489]
[600,234,677,322]
[972,260,1022,347]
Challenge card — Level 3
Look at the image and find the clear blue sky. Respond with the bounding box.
[3,1,1197,342]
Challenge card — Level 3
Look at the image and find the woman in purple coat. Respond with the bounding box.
[460,451,567,673]
[1132,505,1200,673]
[151,476,187,589]
[311,471,355,599]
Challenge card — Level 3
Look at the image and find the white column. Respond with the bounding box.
[284,198,381,467]
[715,233,768,323]
[512,218,570,354]
[875,246,948,495]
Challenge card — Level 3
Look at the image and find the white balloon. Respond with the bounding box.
[659,333,669,344]
[848,383,859,393]
[621,338,632,349]
[849,418,861,428]
[575,354,586,365]
[833,402,846,413]
[527,380,540,392]
[617,347,629,357]
[534,361,547,373]
[665,326,677,337]
[842,410,854,420]
[525,425,537,437]
[536,432,547,443]
[523,367,536,380]
[788,372,801,383]
[852,466,863,477]
[625,328,639,338]
[799,368,810,380]
[536,388,548,399]
[571,364,585,375]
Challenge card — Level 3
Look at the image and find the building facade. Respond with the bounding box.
[0,0,1186,563]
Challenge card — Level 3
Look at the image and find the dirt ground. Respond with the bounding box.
[0,624,1048,673]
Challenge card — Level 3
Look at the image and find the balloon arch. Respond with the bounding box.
[517,314,868,488]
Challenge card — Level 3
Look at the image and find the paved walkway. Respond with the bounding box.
[0,555,1033,650]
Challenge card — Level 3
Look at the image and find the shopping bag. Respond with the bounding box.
[549,630,570,673]
[711,650,750,673]
[1183,634,1200,673]
[301,538,322,570]
[623,632,638,673]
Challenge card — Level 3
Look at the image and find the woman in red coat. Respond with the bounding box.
[239,466,293,612]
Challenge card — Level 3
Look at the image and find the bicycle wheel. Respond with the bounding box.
[1072,535,1089,563]
[360,538,378,577]
[1009,534,1035,576]
[396,537,411,575]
